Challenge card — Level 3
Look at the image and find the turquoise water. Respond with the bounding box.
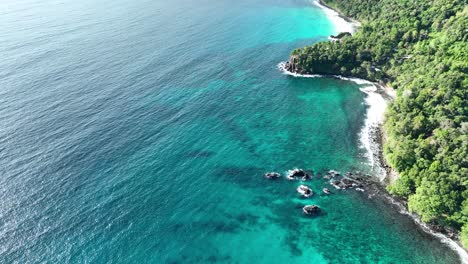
[0,0,460,263]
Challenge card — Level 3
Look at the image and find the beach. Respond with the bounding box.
[312,0,360,33]
[280,1,468,261]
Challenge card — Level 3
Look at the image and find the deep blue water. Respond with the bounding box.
[0,0,460,263]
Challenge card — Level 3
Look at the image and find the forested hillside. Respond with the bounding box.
[290,0,467,246]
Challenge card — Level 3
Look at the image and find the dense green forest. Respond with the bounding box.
[290,0,467,247]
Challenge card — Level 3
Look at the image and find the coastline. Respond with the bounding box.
[311,0,360,34]
[277,62,394,180]
[280,0,468,261]
[278,64,468,264]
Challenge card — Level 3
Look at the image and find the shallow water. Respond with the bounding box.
[0,0,461,263]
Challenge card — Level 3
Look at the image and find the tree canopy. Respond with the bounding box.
[292,0,467,246]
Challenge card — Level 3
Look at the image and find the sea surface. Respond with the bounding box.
[0,0,461,263]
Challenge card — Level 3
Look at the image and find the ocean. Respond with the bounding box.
[0,0,461,263]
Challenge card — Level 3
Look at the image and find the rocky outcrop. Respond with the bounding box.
[287,168,311,180]
[264,172,281,179]
[329,32,352,41]
[326,170,367,191]
[284,55,306,74]
[303,205,321,216]
[297,185,314,197]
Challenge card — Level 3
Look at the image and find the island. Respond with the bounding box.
[287,0,468,249]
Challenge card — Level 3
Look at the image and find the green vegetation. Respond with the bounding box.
[463,225,468,248]
[292,0,467,245]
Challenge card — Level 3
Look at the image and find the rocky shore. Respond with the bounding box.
[370,120,468,259]
[282,46,468,264]
[280,0,468,260]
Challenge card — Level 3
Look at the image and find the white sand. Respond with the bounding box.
[311,0,359,34]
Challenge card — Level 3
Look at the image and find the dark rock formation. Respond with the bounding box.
[287,168,310,180]
[329,32,352,40]
[264,172,281,179]
[284,55,307,74]
[303,205,321,216]
[297,185,314,197]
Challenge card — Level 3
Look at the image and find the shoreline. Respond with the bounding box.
[278,63,468,263]
[282,0,468,258]
[279,0,468,256]
[278,62,393,181]
[311,0,360,34]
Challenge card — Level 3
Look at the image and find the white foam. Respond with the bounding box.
[311,0,359,34]
[277,62,321,78]
[279,63,385,173]
[386,198,468,264]
[278,63,372,86]
[358,83,387,175]
[306,2,384,167]
[279,63,468,263]
[335,76,373,86]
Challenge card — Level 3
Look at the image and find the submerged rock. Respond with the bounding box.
[341,178,354,188]
[303,205,321,216]
[264,172,281,179]
[330,180,342,189]
[326,170,341,177]
[301,171,313,181]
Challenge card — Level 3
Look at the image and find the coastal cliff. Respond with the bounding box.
[284,55,303,74]
[289,0,468,251]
